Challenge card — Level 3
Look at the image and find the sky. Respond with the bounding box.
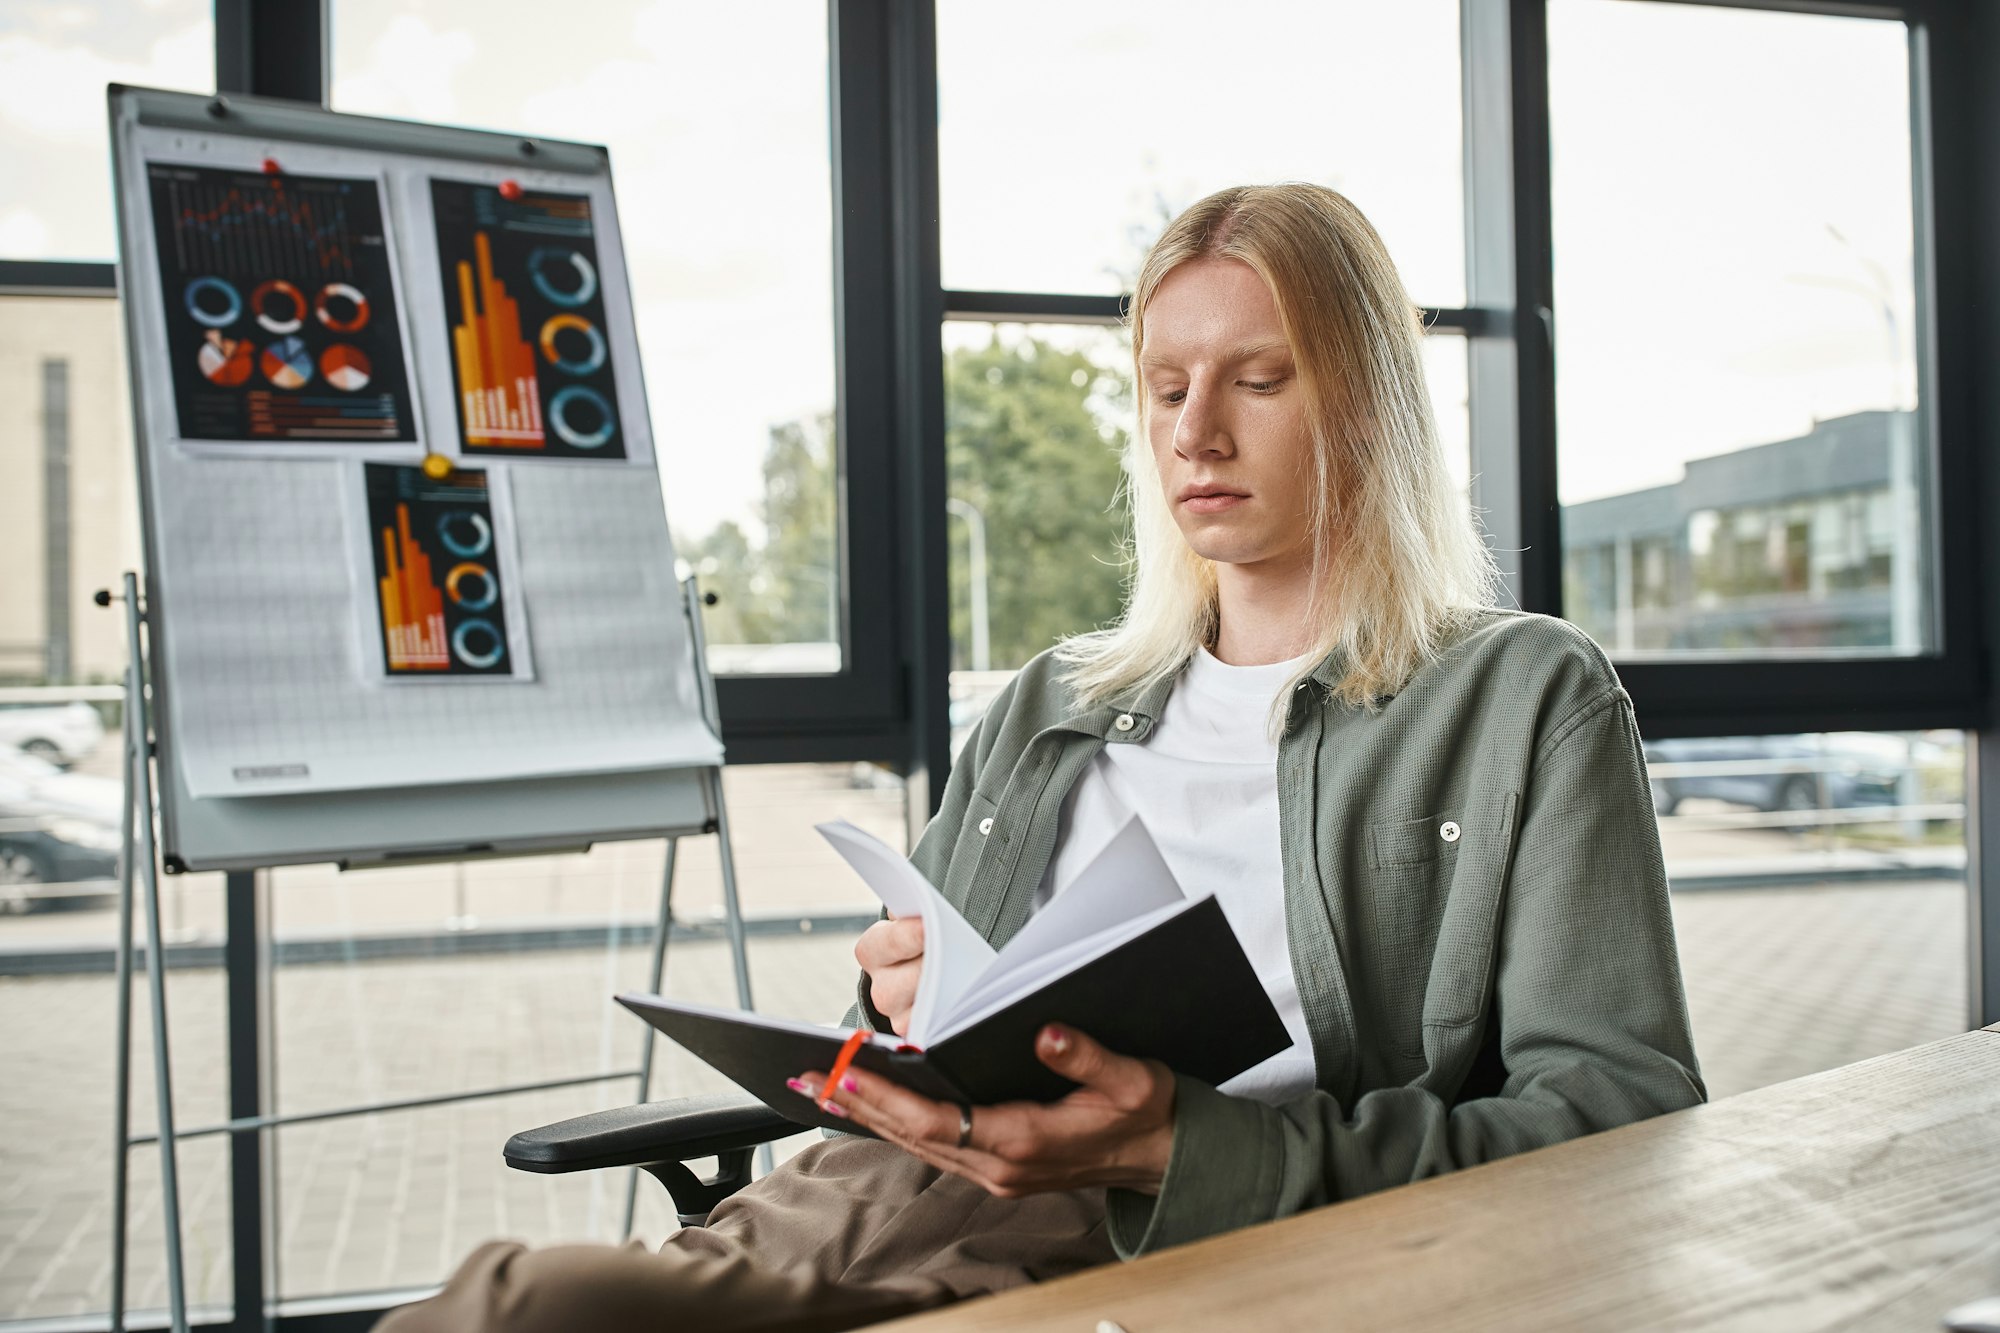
[0,0,1918,534]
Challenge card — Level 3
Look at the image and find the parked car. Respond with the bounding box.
[1641,732,1933,825]
[0,748,121,912]
[0,701,106,767]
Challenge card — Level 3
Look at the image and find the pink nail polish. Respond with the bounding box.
[840,1075,858,1093]
[786,1077,810,1094]
[820,1099,849,1118]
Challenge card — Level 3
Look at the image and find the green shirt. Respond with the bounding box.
[852,608,1705,1258]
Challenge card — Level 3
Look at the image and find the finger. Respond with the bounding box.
[805,1065,966,1148]
[854,917,926,969]
[886,915,925,960]
[1034,1024,1155,1107]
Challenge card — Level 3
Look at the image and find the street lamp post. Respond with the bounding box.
[945,497,990,672]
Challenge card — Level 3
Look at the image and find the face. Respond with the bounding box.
[1140,258,1315,577]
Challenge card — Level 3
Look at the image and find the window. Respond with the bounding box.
[1650,728,1967,1097]
[1549,1,1929,659]
[937,0,1465,308]
[0,1,213,262]
[332,0,841,674]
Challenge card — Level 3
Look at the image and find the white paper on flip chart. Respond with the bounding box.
[160,460,722,797]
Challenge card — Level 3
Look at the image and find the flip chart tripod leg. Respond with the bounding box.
[705,769,771,1174]
[110,664,138,1333]
[622,834,680,1240]
[125,574,190,1333]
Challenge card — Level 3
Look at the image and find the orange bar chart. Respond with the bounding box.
[378,503,450,670]
[450,230,544,447]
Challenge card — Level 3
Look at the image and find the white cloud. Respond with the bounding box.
[326,15,476,124]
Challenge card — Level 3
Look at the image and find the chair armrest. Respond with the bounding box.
[504,1092,797,1176]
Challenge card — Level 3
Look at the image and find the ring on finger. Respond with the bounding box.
[956,1103,974,1150]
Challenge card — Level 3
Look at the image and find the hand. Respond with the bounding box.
[791,1023,1176,1198]
[855,915,925,1036]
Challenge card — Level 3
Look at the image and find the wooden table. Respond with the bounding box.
[883,1025,2000,1332]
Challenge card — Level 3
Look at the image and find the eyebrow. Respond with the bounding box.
[1140,340,1294,372]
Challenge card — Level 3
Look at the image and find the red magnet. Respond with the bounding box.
[498,178,523,201]
[261,157,282,175]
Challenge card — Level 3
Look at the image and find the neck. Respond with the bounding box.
[1210,558,1318,666]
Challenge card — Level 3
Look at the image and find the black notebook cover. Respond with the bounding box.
[618,895,1291,1135]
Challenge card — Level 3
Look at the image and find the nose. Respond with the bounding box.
[1173,379,1234,461]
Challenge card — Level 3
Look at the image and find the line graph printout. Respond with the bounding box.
[358,462,531,682]
[147,163,418,445]
[431,179,628,461]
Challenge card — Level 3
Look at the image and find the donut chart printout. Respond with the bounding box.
[430,178,628,461]
[146,162,418,444]
[358,461,533,682]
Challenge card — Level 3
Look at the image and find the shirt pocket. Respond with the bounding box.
[1366,812,1460,1058]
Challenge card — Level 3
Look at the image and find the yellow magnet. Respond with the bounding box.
[420,453,454,480]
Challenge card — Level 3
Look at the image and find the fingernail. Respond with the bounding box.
[840,1075,859,1093]
[786,1077,810,1095]
[819,1099,849,1118]
[1044,1025,1069,1054]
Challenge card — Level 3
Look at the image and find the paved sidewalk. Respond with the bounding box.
[0,874,1971,1324]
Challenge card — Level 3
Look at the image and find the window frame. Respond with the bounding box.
[1470,0,1983,739]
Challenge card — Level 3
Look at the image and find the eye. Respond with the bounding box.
[1154,388,1187,406]
[1242,377,1287,394]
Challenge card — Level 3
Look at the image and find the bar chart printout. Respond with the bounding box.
[430,178,628,461]
[363,462,524,678]
[146,163,418,443]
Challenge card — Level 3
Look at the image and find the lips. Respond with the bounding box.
[1178,482,1249,514]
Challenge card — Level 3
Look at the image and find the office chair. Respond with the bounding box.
[504,1093,798,1227]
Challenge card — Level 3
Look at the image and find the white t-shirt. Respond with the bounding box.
[1034,646,1318,1104]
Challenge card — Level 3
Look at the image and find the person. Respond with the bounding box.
[379,182,1704,1333]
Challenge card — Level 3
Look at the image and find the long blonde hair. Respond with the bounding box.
[1057,183,1499,713]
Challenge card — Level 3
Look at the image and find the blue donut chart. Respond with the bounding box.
[538,313,607,376]
[548,385,615,450]
[184,276,242,329]
[437,510,494,559]
[446,561,497,612]
[527,246,599,308]
[451,617,505,670]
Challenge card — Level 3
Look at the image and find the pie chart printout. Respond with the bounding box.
[261,336,315,389]
[321,344,373,392]
[431,178,627,460]
[146,162,417,443]
[197,331,254,387]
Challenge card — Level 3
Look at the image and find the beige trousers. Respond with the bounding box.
[374,1136,1116,1332]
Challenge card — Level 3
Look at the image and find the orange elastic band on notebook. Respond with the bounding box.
[822,1029,870,1109]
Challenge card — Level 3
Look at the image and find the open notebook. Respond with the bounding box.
[616,814,1289,1133]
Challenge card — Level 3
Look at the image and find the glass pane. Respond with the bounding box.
[1652,729,1967,1097]
[1423,332,1471,498]
[943,322,1133,679]
[331,1,840,674]
[937,0,1465,307]
[0,1,213,261]
[266,762,902,1296]
[1,963,232,1322]
[1550,2,1927,659]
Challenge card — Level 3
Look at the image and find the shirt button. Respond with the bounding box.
[1113,713,1136,732]
[977,817,994,836]
[1440,821,1461,843]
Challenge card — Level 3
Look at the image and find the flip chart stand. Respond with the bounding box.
[106,573,753,1332]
